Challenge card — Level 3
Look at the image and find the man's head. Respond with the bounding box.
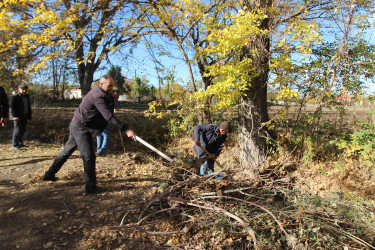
[99,75,115,94]
[112,89,120,100]
[18,84,28,95]
[219,121,231,135]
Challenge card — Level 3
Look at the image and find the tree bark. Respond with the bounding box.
[238,0,273,169]
[197,58,214,124]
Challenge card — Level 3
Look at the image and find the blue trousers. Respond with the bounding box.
[12,118,28,148]
[199,156,215,175]
[195,147,223,179]
[44,122,97,189]
[96,126,112,155]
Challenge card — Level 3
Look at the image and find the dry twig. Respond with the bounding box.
[200,195,297,249]
[62,198,71,215]
[169,197,257,248]
[322,224,375,249]
[138,176,209,220]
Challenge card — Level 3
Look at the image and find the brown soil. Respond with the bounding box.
[0,139,183,249]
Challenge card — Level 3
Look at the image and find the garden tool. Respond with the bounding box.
[195,143,223,168]
[119,130,125,153]
[136,136,175,163]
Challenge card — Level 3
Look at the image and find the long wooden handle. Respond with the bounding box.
[119,130,125,153]
[196,143,222,168]
[136,136,175,163]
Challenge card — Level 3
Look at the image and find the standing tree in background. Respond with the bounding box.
[0,67,17,93]
[0,1,42,89]
[149,86,157,100]
[33,50,77,101]
[0,0,148,96]
[51,50,77,100]
[146,0,233,123]
[133,76,151,103]
[108,65,130,94]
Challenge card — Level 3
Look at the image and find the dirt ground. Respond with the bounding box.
[0,138,183,249]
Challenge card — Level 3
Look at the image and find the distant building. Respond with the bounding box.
[335,96,351,102]
[118,95,127,101]
[64,88,81,99]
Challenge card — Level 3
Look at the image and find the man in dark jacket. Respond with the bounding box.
[193,121,230,176]
[0,85,9,127]
[41,75,136,194]
[10,84,32,150]
[96,89,120,156]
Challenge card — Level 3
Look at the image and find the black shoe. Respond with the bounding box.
[20,145,29,148]
[41,175,59,181]
[11,147,22,151]
[85,186,107,194]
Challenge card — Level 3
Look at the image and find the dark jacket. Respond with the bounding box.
[109,95,115,114]
[193,124,227,157]
[0,86,9,119]
[10,92,32,120]
[71,87,128,135]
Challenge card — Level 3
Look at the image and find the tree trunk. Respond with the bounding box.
[197,60,214,124]
[238,0,272,170]
[76,41,95,97]
[78,64,95,97]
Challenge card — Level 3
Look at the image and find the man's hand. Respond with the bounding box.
[209,154,216,160]
[126,129,136,141]
[13,117,20,121]
[195,140,201,146]
[0,118,6,127]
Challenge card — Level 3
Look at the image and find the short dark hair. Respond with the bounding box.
[18,84,28,89]
[219,121,231,133]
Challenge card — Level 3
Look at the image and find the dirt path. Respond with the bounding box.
[0,140,176,249]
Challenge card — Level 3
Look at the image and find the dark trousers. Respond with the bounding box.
[44,122,96,189]
[12,118,28,147]
[193,145,215,175]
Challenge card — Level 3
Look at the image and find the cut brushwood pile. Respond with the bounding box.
[108,156,375,249]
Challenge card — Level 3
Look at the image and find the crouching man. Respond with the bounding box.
[193,121,230,177]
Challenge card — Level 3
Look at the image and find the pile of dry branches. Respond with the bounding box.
[110,159,375,249]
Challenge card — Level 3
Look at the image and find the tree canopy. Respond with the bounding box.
[1,0,374,167]
[0,0,147,95]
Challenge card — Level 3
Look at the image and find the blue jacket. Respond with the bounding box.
[71,87,128,135]
[193,124,227,157]
[10,92,32,120]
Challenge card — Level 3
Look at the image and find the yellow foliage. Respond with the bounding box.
[191,0,323,110]
[144,100,167,119]
[193,9,266,110]
[276,85,299,100]
[0,0,128,77]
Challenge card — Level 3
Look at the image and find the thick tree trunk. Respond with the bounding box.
[78,64,94,97]
[238,0,272,170]
[238,75,270,168]
[76,41,95,97]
